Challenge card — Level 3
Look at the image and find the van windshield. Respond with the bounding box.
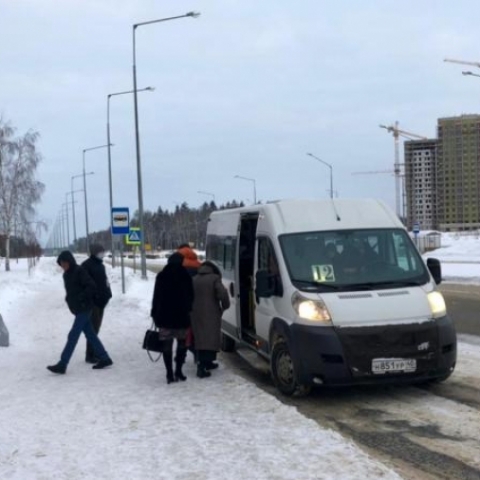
[279,229,430,292]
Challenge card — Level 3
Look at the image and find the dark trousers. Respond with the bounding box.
[60,311,109,366]
[86,305,104,360]
[197,350,217,364]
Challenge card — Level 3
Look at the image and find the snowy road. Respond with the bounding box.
[223,338,480,480]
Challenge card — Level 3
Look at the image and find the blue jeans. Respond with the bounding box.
[60,311,109,366]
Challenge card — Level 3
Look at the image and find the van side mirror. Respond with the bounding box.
[426,258,442,285]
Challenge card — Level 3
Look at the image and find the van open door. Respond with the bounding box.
[238,213,258,345]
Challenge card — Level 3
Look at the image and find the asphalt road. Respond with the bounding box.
[439,283,480,337]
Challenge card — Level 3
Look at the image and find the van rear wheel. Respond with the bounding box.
[271,338,311,397]
[221,333,236,352]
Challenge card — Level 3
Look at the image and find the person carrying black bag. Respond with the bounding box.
[82,244,112,363]
[150,252,194,384]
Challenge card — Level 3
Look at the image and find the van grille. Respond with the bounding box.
[337,322,438,377]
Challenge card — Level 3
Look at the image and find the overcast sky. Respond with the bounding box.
[2,0,480,243]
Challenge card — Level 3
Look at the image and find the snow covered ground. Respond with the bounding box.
[0,233,478,479]
[422,232,480,283]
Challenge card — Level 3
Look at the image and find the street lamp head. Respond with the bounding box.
[186,11,201,18]
[462,71,473,76]
[145,86,155,91]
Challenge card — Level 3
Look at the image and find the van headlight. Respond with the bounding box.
[427,291,446,318]
[292,292,332,323]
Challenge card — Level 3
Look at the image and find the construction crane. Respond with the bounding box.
[352,167,408,212]
[444,57,480,69]
[352,169,394,175]
[379,122,427,218]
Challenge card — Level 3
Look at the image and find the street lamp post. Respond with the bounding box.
[132,10,200,280]
[197,190,216,203]
[234,175,257,204]
[71,173,93,249]
[307,152,334,199]
[83,145,110,253]
[107,86,154,268]
[66,190,82,247]
[63,197,70,248]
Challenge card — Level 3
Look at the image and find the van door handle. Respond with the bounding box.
[229,282,235,297]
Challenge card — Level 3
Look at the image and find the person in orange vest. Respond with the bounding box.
[177,244,201,359]
[177,244,201,277]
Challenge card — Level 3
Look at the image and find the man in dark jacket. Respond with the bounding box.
[150,252,194,384]
[82,243,112,363]
[47,251,113,374]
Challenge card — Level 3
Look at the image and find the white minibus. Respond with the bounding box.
[206,199,456,396]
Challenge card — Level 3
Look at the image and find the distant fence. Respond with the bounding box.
[411,233,441,254]
[451,230,480,239]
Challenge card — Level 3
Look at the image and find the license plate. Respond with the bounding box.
[371,358,417,374]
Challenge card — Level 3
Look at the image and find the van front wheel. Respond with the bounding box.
[271,338,311,397]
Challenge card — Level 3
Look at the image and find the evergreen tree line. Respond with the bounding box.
[76,200,245,253]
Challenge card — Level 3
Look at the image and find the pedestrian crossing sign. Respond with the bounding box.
[126,228,142,245]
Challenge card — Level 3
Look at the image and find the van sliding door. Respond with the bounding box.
[238,214,258,343]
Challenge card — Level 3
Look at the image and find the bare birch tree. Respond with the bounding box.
[0,118,45,271]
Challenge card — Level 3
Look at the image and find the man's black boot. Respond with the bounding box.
[205,362,219,370]
[92,358,113,370]
[197,363,211,379]
[47,363,66,374]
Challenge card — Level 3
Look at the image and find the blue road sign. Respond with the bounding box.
[413,222,420,234]
[126,228,141,245]
[111,207,130,235]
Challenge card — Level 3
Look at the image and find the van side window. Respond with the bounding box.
[258,237,283,296]
[206,234,236,280]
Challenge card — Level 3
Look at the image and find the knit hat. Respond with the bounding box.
[167,252,184,265]
[56,250,77,266]
[90,243,105,256]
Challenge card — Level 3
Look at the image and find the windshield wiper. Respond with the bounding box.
[341,283,376,291]
[369,280,426,288]
[291,279,341,290]
[344,280,425,290]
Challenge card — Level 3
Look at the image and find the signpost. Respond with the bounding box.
[126,228,141,274]
[112,207,130,294]
[413,222,420,248]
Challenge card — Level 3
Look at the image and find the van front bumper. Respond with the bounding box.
[289,316,457,386]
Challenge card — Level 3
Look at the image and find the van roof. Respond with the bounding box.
[208,198,403,235]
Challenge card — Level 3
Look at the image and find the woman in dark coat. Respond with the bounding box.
[150,252,194,384]
[191,261,230,378]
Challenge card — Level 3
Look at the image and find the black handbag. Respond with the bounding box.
[142,325,163,362]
